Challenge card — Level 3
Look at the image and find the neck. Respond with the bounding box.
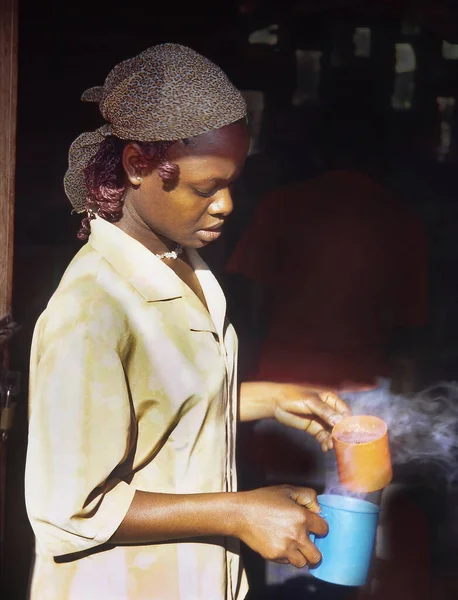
[115,201,178,257]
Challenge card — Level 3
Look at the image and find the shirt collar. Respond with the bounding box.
[88,217,183,302]
[88,218,225,337]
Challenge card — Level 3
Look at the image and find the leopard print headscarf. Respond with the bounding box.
[64,43,247,213]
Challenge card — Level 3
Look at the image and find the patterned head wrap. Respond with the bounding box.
[64,44,247,212]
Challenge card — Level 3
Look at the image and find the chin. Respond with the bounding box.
[183,236,213,249]
[179,239,203,249]
[179,230,223,249]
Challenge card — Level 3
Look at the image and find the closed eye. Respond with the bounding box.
[192,187,218,199]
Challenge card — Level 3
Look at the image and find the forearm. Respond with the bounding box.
[239,381,281,422]
[111,490,242,544]
[238,381,349,455]
[113,484,329,568]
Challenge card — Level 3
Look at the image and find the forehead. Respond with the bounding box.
[168,122,249,178]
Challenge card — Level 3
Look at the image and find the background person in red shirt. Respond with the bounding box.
[228,143,428,396]
[227,129,429,485]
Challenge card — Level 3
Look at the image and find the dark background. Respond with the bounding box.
[5,0,458,597]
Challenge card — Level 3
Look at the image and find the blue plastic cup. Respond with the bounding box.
[309,494,380,587]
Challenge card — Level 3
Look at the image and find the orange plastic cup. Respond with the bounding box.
[332,415,392,493]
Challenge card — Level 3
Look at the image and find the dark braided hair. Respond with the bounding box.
[78,136,179,240]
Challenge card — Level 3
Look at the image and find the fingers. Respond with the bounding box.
[286,487,329,534]
[305,512,328,537]
[288,486,320,513]
[302,394,348,428]
[317,390,352,418]
[274,405,334,450]
[276,391,349,430]
[286,488,329,534]
[273,558,290,565]
[320,433,334,452]
[287,521,325,568]
[296,537,322,566]
[276,545,321,569]
[273,386,351,447]
[288,549,309,569]
[275,401,336,437]
[274,405,319,433]
[285,541,323,569]
[315,428,332,450]
[323,439,333,452]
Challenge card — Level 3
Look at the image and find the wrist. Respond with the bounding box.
[225,491,249,540]
[239,381,279,422]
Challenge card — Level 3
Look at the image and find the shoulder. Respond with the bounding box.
[35,244,131,350]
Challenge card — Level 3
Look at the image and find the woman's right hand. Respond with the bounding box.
[235,485,328,568]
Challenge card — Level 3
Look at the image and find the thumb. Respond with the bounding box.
[288,487,321,513]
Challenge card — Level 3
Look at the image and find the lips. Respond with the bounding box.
[201,222,224,232]
[196,223,224,243]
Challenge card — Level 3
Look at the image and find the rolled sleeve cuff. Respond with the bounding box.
[33,482,137,558]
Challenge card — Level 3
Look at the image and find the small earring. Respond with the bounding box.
[136,176,142,182]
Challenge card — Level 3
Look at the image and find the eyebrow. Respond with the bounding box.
[191,177,220,186]
[191,175,239,187]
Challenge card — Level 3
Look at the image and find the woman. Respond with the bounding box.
[25,44,349,600]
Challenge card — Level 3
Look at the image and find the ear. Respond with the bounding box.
[122,143,146,186]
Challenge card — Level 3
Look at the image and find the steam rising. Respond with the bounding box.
[326,382,458,495]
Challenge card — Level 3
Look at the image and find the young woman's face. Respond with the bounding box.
[122,121,249,249]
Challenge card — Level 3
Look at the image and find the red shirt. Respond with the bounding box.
[228,170,428,389]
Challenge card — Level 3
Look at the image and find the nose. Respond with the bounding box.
[208,188,233,218]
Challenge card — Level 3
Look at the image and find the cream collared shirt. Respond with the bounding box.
[25,218,248,600]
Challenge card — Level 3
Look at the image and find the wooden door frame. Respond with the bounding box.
[0,0,18,327]
[0,0,18,585]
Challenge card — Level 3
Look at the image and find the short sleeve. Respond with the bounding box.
[226,190,282,286]
[25,305,136,557]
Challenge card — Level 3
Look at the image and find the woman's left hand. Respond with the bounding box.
[273,384,351,451]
